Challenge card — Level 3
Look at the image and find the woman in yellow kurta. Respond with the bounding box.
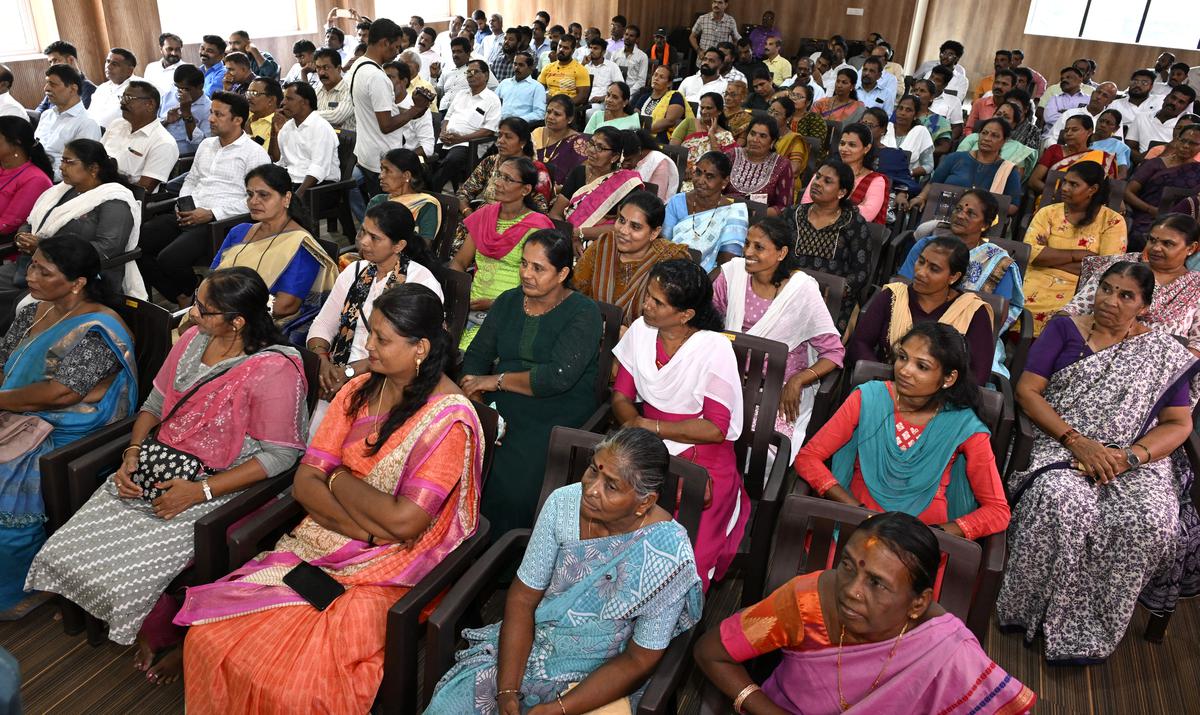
[1022,160,1127,335]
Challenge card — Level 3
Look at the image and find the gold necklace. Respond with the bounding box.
[836,621,909,711]
[370,380,389,442]
[523,290,568,316]
[7,301,83,367]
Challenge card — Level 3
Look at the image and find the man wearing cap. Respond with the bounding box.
[649,28,673,70]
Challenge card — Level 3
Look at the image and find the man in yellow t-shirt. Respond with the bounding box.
[762,37,791,87]
[537,34,590,105]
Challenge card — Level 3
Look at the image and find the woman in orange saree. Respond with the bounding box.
[175,284,484,714]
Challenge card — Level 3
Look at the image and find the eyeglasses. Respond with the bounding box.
[464,69,482,77]
[495,172,523,185]
[191,291,235,317]
[120,94,154,103]
[60,158,81,166]
[588,141,613,153]
[245,90,265,97]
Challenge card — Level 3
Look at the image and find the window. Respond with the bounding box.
[373,1,453,23]
[156,0,316,43]
[0,0,58,60]
[1024,0,1200,50]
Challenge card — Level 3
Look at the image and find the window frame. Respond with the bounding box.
[155,0,317,44]
[1024,0,1200,50]
[0,0,60,62]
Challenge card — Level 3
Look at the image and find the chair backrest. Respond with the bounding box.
[795,268,845,326]
[315,237,339,262]
[725,331,787,500]
[431,192,461,260]
[764,494,982,621]
[1159,185,1194,212]
[920,184,1010,238]
[660,144,688,192]
[642,182,659,198]
[119,296,173,405]
[987,237,1031,278]
[848,360,1008,462]
[731,197,769,225]
[1041,169,1126,213]
[472,400,501,485]
[536,426,707,545]
[595,301,622,404]
[335,130,357,181]
[824,119,842,154]
[551,218,574,237]
[431,264,472,346]
[298,347,321,412]
[864,222,892,293]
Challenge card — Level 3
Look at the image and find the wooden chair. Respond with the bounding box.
[423,426,708,715]
[696,493,984,713]
[302,129,358,237]
[431,263,471,346]
[796,360,1009,641]
[227,401,500,715]
[55,348,322,642]
[430,192,462,261]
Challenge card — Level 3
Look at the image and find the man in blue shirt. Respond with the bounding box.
[199,35,227,97]
[856,57,894,116]
[160,63,211,154]
[497,51,547,123]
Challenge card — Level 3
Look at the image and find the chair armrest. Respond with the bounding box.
[636,627,701,715]
[1006,408,1035,483]
[804,367,842,444]
[1007,308,1033,380]
[41,417,135,531]
[381,518,492,714]
[144,198,178,216]
[305,179,356,196]
[226,488,306,567]
[581,402,615,434]
[192,470,297,584]
[101,248,141,270]
[966,531,1007,642]
[63,420,137,516]
[424,529,532,695]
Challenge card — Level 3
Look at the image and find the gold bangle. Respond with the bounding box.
[557,694,568,715]
[733,683,762,713]
[328,469,347,491]
[122,444,142,458]
[803,367,820,384]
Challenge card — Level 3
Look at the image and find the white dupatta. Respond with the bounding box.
[611,317,743,455]
[721,259,840,460]
[27,182,147,299]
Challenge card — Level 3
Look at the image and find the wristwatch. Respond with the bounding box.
[1124,446,1143,470]
[344,364,357,379]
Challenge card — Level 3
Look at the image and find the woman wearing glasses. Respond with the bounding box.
[549,125,645,254]
[27,267,308,685]
[209,164,338,345]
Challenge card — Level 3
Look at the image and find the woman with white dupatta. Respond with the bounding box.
[611,258,747,591]
[713,218,844,462]
[4,139,146,305]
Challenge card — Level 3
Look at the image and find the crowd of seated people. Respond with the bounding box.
[3,6,1200,713]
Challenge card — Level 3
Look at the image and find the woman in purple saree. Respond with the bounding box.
[695,511,1036,715]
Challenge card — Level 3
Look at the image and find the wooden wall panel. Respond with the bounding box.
[465,0,620,37]
[918,0,1200,95]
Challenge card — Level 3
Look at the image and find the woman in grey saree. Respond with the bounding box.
[996,261,1198,662]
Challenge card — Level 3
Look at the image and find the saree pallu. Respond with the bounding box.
[563,169,644,230]
[1128,159,1200,239]
[25,329,307,643]
[645,89,694,143]
[213,227,338,346]
[177,392,483,715]
[392,192,442,244]
[583,235,690,325]
[813,98,863,122]
[761,612,1034,714]
[427,485,703,714]
[665,201,748,272]
[1,313,135,611]
[996,330,1198,660]
[535,131,590,187]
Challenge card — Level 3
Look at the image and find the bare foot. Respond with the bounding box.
[133,633,154,672]
[146,646,183,685]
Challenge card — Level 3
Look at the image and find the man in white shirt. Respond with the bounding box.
[1112,69,1163,126]
[89,48,142,129]
[430,60,500,191]
[142,33,187,97]
[436,16,465,65]
[271,81,340,198]
[382,61,436,158]
[1043,82,1118,148]
[282,40,319,87]
[313,48,353,130]
[608,25,649,91]
[819,41,854,91]
[1151,52,1175,97]
[583,37,624,114]
[417,28,440,81]
[479,14,505,60]
[138,90,269,306]
[1126,86,1196,161]
[348,18,407,196]
[915,40,969,100]
[781,57,825,101]
[679,48,729,104]
[434,37,475,114]
[35,65,101,180]
[0,65,25,120]
[101,80,178,192]
[925,69,964,141]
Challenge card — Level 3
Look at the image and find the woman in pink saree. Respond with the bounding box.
[550,125,645,252]
[695,511,1036,715]
[175,285,484,714]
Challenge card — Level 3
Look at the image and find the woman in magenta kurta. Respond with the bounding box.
[0,117,54,236]
[611,259,747,590]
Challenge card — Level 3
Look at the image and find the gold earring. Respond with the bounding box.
[415,356,423,371]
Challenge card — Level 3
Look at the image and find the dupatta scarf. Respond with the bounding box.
[760,611,1035,714]
[0,312,136,524]
[883,281,993,351]
[832,380,989,521]
[464,201,556,259]
[27,182,147,298]
[563,169,644,229]
[174,393,482,624]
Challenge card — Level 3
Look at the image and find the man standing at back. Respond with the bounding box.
[348,18,418,196]
[143,33,186,97]
[690,0,740,65]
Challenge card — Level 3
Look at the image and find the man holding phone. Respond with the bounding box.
[137,91,269,308]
